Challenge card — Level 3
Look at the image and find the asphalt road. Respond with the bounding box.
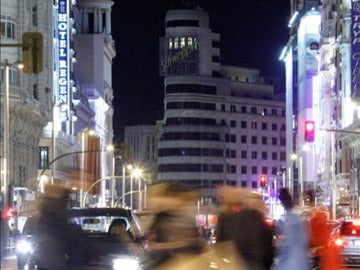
[2,254,360,269]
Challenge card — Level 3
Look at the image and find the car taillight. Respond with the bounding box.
[265,218,275,226]
[335,237,347,247]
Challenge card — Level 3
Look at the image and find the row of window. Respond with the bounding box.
[158,147,286,161]
[1,15,16,39]
[160,131,286,146]
[239,135,286,146]
[165,118,285,131]
[221,104,285,117]
[166,84,216,95]
[240,151,286,161]
[239,121,285,131]
[167,20,199,28]
[158,164,223,173]
[168,37,198,50]
[158,164,284,175]
[161,132,220,141]
[158,148,223,157]
[166,117,216,126]
[226,149,286,160]
[166,101,216,111]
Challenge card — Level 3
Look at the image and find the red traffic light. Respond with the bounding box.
[259,174,267,188]
[304,120,315,142]
[2,206,16,220]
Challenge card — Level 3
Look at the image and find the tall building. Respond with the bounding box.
[72,0,115,205]
[124,125,157,174]
[158,2,286,219]
[281,0,352,217]
[1,0,115,211]
[1,0,53,209]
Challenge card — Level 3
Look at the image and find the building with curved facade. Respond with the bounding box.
[158,2,286,217]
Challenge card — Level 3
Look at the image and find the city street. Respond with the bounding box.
[2,254,360,270]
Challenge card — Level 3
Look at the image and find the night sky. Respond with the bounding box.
[111,0,291,143]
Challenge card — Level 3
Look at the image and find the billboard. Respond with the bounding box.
[352,0,360,99]
[159,36,199,76]
[56,0,70,122]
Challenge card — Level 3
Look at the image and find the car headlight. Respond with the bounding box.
[16,240,32,253]
[113,257,141,270]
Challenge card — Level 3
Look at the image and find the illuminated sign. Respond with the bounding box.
[159,37,199,76]
[352,0,360,99]
[57,0,69,120]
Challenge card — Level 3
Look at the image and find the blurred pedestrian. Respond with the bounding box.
[109,218,131,241]
[31,184,85,269]
[273,188,310,270]
[216,186,275,270]
[145,182,204,269]
[108,218,144,259]
[307,196,342,270]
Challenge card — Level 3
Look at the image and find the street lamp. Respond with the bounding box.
[126,164,134,209]
[1,59,23,213]
[126,165,144,209]
[132,167,143,210]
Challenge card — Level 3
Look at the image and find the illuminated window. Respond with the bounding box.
[1,15,16,39]
[169,38,173,49]
[39,147,49,169]
[188,37,193,47]
[180,37,185,48]
[174,37,179,49]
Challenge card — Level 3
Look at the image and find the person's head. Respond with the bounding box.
[279,188,293,210]
[148,182,198,212]
[244,191,268,216]
[217,186,247,213]
[37,184,70,224]
[109,219,128,237]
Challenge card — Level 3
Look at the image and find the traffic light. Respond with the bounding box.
[304,120,315,142]
[259,174,267,189]
[2,206,16,220]
[22,32,43,73]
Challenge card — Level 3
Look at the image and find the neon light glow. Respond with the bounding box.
[351,1,360,99]
[57,0,70,121]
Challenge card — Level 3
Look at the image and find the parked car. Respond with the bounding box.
[17,207,144,269]
[334,219,360,266]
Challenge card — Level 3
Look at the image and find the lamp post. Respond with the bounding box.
[127,164,134,209]
[122,163,125,207]
[291,153,304,207]
[132,168,143,210]
[2,59,10,213]
[299,155,304,207]
[1,59,23,212]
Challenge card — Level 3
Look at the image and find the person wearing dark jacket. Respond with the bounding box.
[217,186,275,270]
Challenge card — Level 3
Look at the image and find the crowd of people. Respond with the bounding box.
[5,182,343,270]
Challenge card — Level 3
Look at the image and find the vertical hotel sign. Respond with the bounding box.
[352,0,360,99]
[57,0,70,120]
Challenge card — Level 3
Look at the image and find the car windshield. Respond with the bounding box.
[341,221,360,236]
[69,216,130,233]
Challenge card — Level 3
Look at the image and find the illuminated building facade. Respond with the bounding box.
[158,2,286,219]
[38,0,115,207]
[1,0,53,208]
[281,0,352,216]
